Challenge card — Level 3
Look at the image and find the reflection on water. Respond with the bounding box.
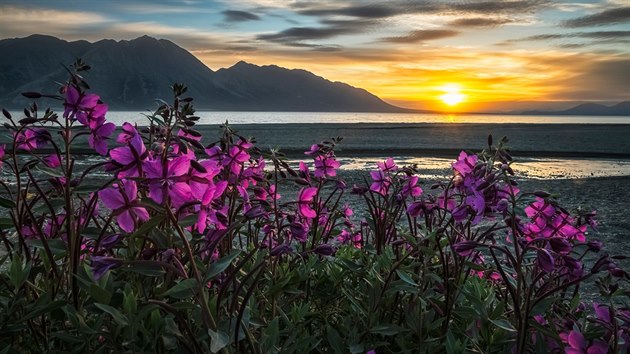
[330,156,630,180]
[102,111,630,125]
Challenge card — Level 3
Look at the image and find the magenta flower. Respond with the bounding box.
[377,157,397,173]
[64,85,100,120]
[43,154,61,168]
[314,155,340,178]
[297,187,318,218]
[304,144,320,155]
[144,156,192,206]
[89,119,116,155]
[90,256,122,280]
[537,248,555,273]
[525,197,556,230]
[0,144,5,170]
[98,179,149,232]
[109,132,147,177]
[452,151,478,177]
[562,330,608,354]
[401,176,423,197]
[14,129,38,151]
[370,170,391,195]
[223,139,252,174]
[117,122,138,144]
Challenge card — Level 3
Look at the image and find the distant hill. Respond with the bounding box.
[521,101,630,116]
[0,34,409,112]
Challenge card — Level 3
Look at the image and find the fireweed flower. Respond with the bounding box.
[90,256,122,280]
[0,144,5,170]
[561,330,608,354]
[109,128,147,177]
[370,170,391,195]
[63,85,100,121]
[98,179,149,232]
[401,175,423,198]
[144,156,192,207]
[297,187,318,218]
[88,117,116,155]
[223,139,252,174]
[377,157,398,173]
[452,151,478,177]
[14,128,39,151]
[313,154,340,178]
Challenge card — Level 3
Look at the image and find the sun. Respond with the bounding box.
[439,85,465,106]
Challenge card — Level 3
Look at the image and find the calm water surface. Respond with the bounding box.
[105,111,630,125]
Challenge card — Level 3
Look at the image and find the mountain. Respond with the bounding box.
[0,35,408,112]
[520,101,630,116]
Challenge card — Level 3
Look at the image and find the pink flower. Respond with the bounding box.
[401,176,423,197]
[143,156,192,206]
[314,155,340,178]
[89,119,116,155]
[297,187,318,218]
[377,157,397,173]
[452,151,478,177]
[98,179,149,232]
[0,144,5,170]
[63,85,100,120]
[370,170,391,195]
[14,129,38,151]
[109,131,147,177]
[562,330,608,354]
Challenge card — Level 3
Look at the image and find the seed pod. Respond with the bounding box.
[21,92,42,99]
[2,109,11,119]
[534,191,551,198]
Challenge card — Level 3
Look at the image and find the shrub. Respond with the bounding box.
[0,61,628,353]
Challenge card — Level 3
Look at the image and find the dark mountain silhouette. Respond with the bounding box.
[521,101,630,116]
[0,35,409,112]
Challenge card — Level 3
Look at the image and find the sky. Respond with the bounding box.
[1,0,629,111]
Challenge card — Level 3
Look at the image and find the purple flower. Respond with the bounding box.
[454,240,478,257]
[401,176,423,198]
[64,85,100,121]
[0,144,5,170]
[297,187,318,218]
[109,131,147,177]
[370,170,391,195]
[14,129,38,151]
[304,144,320,155]
[452,151,478,177]
[562,330,608,354]
[98,179,149,232]
[144,156,192,206]
[314,155,340,178]
[89,119,116,155]
[376,157,397,173]
[537,248,555,273]
[90,256,122,280]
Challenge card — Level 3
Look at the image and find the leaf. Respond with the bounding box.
[130,215,164,237]
[369,324,400,336]
[162,279,197,299]
[74,183,104,193]
[26,238,67,256]
[94,303,129,326]
[36,165,64,177]
[205,250,241,281]
[0,218,15,230]
[125,261,166,277]
[178,214,198,227]
[396,270,418,287]
[20,301,66,322]
[0,197,15,209]
[326,325,344,354]
[490,319,517,332]
[208,329,229,353]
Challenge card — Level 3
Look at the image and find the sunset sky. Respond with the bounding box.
[1,0,629,111]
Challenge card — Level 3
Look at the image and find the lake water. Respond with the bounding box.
[104,111,630,125]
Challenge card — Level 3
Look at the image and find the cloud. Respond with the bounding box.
[0,5,111,37]
[381,29,460,43]
[448,17,513,28]
[298,4,403,18]
[222,10,261,22]
[563,6,630,27]
[257,19,374,44]
[508,31,630,42]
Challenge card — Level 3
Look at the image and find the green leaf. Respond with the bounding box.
[130,215,165,237]
[205,250,241,281]
[26,238,67,256]
[208,329,229,353]
[0,217,15,230]
[36,165,64,177]
[94,303,129,326]
[20,300,66,322]
[490,319,517,332]
[326,325,344,354]
[396,270,418,287]
[178,214,198,227]
[89,284,112,304]
[8,256,30,290]
[74,183,104,193]
[125,261,166,277]
[162,279,197,299]
[369,324,400,336]
[0,197,15,209]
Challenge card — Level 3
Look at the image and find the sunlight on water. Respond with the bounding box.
[103,111,630,125]
[326,156,630,180]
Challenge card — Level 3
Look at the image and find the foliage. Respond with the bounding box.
[0,61,629,353]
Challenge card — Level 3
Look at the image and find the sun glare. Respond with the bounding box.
[439,85,465,106]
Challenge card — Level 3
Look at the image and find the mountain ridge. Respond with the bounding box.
[0,35,412,112]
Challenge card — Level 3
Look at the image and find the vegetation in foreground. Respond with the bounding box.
[0,61,629,353]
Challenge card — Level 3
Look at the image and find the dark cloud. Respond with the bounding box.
[448,17,513,27]
[563,6,630,27]
[257,19,374,44]
[514,31,630,41]
[222,10,260,22]
[381,29,460,43]
[297,1,548,19]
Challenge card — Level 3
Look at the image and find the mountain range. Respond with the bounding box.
[0,34,407,112]
[0,34,627,115]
